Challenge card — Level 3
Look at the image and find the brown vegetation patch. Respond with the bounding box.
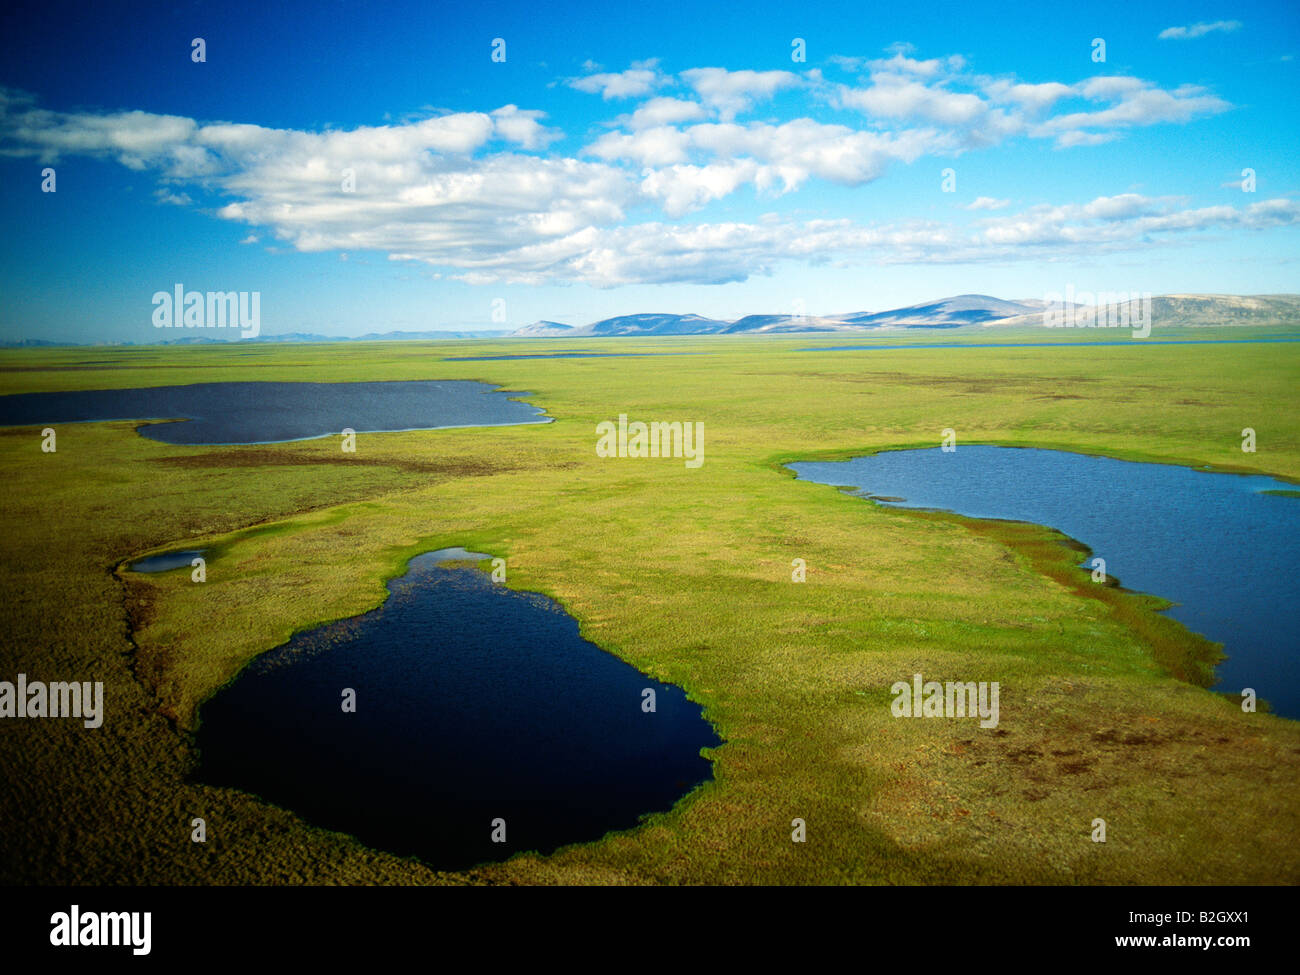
[148,450,535,477]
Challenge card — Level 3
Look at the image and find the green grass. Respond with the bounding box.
[1,327,1297,884]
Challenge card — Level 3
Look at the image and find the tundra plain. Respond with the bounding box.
[1,327,1297,885]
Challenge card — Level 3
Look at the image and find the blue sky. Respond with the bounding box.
[1,0,1297,341]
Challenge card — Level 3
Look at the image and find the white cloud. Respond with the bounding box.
[4,107,200,171]
[679,67,801,120]
[829,62,1228,149]
[1034,80,1229,146]
[501,195,1300,287]
[568,60,666,99]
[837,77,987,125]
[970,193,1294,249]
[586,125,692,166]
[866,52,964,78]
[1053,130,1119,148]
[1080,193,1155,219]
[827,55,868,73]
[0,65,1273,289]
[684,119,947,190]
[616,97,706,130]
[0,93,633,283]
[490,105,561,150]
[1159,20,1242,40]
[982,79,1072,112]
[584,117,954,204]
[639,161,760,217]
[154,187,193,206]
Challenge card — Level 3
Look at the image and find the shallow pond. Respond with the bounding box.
[449,351,694,361]
[0,380,548,444]
[788,446,1300,718]
[195,548,721,869]
[129,549,206,573]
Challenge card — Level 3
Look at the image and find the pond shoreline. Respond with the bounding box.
[187,545,723,872]
[785,445,1298,718]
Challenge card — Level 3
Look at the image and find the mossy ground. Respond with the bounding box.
[1,327,1297,884]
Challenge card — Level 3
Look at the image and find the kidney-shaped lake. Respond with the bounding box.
[0,380,548,444]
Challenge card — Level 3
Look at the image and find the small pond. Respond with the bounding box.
[195,548,721,869]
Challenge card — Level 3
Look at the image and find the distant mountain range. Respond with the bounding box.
[170,328,513,344]
[4,295,1297,347]
[513,293,1300,336]
[989,294,1300,329]
[0,329,510,348]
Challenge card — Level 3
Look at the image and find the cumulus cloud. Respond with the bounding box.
[639,161,760,217]
[1037,79,1229,143]
[585,125,692,166]
[0,90,632,283]
[982,79,1073,112]
[506,194,1300,287]
[599,60,1010,207]
[969,193,1297,249]
[489,105,561,150]
[615,96,706,130]
[153,188,193,206]
[867,52,966,78]
[830,58,1229,148]
[0,55,1271,290]
[580,55,1231,213]
[584,115,955,203]
[836,76,987,126]
[1053,130,1120,148]
[682,119,947,190]
[3,106,200,171]
[679,67,802,120]
[829,51,964,78]
[567,60,667,99]
[1159,20,1242,40]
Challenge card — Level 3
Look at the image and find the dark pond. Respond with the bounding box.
[195,548,721,870]
[788,446,1300,718]
[129,549,206,573]
[450,351,692,361]
[0,380,548,444]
